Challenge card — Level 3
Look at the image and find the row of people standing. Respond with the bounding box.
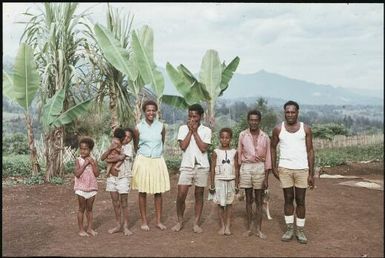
[74,100,314,245]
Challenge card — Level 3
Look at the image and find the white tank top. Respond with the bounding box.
[278,122,308,169]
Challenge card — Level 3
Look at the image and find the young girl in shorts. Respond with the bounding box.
[208,128,240,235]
[74,137,100,237]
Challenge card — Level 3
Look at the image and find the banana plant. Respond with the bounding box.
[94,23,164,122]
[3,43,41,175]
[162,49,240,128]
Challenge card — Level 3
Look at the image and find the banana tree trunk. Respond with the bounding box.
[206,101,216,129]
[110,83,119,131]
[25,113,40,176]
[134,96,143,124]
[44,127,64,182]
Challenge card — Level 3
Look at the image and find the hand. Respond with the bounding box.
[308,175,315,190]
[272,168,280,180]
[263,177,269,190]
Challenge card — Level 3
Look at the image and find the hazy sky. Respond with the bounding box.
[3,3,384,91]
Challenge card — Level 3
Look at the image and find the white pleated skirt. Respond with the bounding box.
[131,154,170,194]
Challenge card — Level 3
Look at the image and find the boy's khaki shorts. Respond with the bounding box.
[178,166,209,187]
[278,167,308,189]
[239,163,265,189]
[106,176,131,194]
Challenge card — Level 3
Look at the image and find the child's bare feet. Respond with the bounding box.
[78,231,89,237]
[156,223,167,230]
[218,227,225,235]
[141,224,150,231]
[224,226,232,236]
[256,230,267,239]
[123,227,133,236]
[171,222,183,232]
[193,224,203,233]
[87,229,98,236]
[242,230,253,237]
[108,225,122,234]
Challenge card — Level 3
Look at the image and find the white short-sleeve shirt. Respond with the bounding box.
[177,124,212,168]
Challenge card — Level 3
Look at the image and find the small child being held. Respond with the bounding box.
[208,128,240,236]
[74,136,100,237]
[104,128,126,177]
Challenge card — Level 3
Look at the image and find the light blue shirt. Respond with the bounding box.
[137,119,164,158]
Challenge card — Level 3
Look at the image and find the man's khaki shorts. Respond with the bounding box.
[178,166,209,187]
[239,163,265,189]
[278,167,308,189]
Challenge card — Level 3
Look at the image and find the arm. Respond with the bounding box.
[161,125,166,145]
[74,158,90,178]
[305,124,315,189]
[179,125,193,151]
[209,151,217,193]
[192,130,209,153]
[88,157,100,177]
[237,133,243,166]
[133,127,140,152]
[100,141,119,161]
[270,125,281,180]
[234,151,240,193]
[263,137,272,189]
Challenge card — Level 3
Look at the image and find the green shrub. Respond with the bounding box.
[50,176,64,185]
[165,157,181,171]
[24,173,45,185]
[2,133,29,155]
[2,155,32,177]
[316,143,383,167]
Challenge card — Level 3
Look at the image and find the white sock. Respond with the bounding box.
[284,215,294,224]
[296,218,306,227]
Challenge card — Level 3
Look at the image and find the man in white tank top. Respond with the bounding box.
[271,100,315,244]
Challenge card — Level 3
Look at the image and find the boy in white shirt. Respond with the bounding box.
[171,104,212,233]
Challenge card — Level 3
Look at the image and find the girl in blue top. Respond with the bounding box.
[132,100,170,231]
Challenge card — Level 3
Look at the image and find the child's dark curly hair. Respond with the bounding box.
[219,127,233,138]
[113,128,126,141]
[79,137,95,150]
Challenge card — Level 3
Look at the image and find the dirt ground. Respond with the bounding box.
[2,161,384,257]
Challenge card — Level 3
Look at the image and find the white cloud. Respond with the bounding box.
[2,2,383,91]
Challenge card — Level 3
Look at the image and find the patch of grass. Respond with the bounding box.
[2,155,32,177]
[316,143,383,167]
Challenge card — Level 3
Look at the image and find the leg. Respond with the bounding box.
[154,193,167,230]
[77,195,89,237]
[120,193,133,236]
[254,189,267,239]
[193,186,204,233]
[171,185,189,232]
[139,192,149,231]
[224,204,232,235]
[281,187,295,241]
[108,191,122,234]
[243,188,254,236]
[85,195,98,236]
[295,187,308,244]
[217,205,225,235]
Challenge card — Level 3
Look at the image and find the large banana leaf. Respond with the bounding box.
[42,88,66,129]
[12,43,40,111]
[161,95,189,109]
[199,49,222,100]
[166,62,190,97]
[94,24,135,80]
[177,64,210,101]
[131,28,164,98]
[219,56,240,95]
[3,71,14,100]
[51,99,93,127]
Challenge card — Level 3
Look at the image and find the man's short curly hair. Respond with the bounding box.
[188,103,204,116]
[79,137,95,150]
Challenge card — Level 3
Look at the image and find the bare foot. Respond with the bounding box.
[78,231,89,237]
[224,226,232,236]
[217,227,225,235]
[242,230,253,237]
[141,224,150,231]
[256,230,267,239]
[171,222,183,232]
[87,229,98,236]
[193,224,203,233]
[123,227,133,236]
[156,223,167,230]
[108,225,122,234]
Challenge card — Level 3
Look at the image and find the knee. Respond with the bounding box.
[295,197,305,207]
[113,200,120,208]
[86,206,93,212]
[120,200,128,209]
[78,206,86,213]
